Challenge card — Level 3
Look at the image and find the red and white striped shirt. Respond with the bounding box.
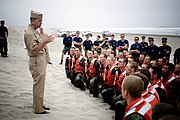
[124,97,152,120]
[152,79,165,89]
[164,73,177,89]
[147,83,160,102]
[151,79,168,95]
[142,90,159,107]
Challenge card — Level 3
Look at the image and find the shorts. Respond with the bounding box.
[62,46,70,54]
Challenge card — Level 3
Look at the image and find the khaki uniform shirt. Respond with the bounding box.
[24,25,45,57]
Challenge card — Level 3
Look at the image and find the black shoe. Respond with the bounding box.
[59,60,63,65]
[43,106,50,110]
[48,62,52,65]
[93,94,99,98]
[80,85,86,91]
[2,54,8,57]
[109,106,115,111]
[35,111,50,114]
[71,80,74,84]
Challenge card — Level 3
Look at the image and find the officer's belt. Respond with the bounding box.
[29,53,45,57]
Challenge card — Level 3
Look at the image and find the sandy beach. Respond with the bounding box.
[0,26,179,120]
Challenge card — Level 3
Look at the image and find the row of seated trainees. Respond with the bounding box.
[61,31,180,120]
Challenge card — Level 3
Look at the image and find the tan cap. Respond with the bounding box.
[31,10,43,19]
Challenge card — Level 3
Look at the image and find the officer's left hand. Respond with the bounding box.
[49,32,59,41]
[45,32,58,43]
[51,32,59,38]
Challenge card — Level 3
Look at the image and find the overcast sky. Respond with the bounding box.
[1,0,180,28]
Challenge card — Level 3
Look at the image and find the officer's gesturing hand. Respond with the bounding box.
[32,32,58,54]
[44,32,58,43]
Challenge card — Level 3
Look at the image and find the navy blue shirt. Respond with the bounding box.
[63,36,72,47]
[117,39,129,52]
[130,43,142,57]
[140,42,148,55]
[73,37,83,48]
[109,39,117,52]
[147,45,159,60]
[159,45,171,60]
[94,40,100,46]
[94,40,102,54]
[83,40,93,50]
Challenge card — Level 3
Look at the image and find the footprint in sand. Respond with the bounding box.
[19,92,32,98]
[0,89,13,95]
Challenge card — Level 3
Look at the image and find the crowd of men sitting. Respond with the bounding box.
[61,31,180,120]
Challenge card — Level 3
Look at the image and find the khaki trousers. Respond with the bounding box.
[29,54,47,113]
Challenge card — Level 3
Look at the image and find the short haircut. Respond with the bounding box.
[142,36,145,39]
[97,35,101,38]
[151,103,178,120]
[162,37,167,41]
[129,56,137,62]
[75,47,80,51]
[93,50,98,54]
[151,66,163,79]
[129,62,138,72]
[160,114,180,120]
[145,56,150,59]
[110,51,116,57]
[134,36,139,40]
[151,59,157,63]
[123,49,128,52]
[146,63,152,69]
[123,75,144,98]
[76,31,80,33]
[139,68,151,80]
[133,72,149,90]
[87,50,93,53]
[121,57,128,65]
[111,34,115,37]
[0,20,5,24]
[70,47,75,50]
[166,63,175,72]
[101,53,107,59]
[148,37,154,41]
[158,57,166,62]
[107,56,116,62]
[140,53,145,57]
